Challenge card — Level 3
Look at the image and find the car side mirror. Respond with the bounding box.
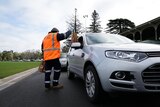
[71,42,81,49]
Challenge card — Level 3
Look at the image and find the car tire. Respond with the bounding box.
[67,66,75,79]
[84,65,103,103]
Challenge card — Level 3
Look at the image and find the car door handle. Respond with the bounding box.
[81,53,85,58]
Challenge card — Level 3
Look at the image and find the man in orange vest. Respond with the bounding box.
[42,28,71,89]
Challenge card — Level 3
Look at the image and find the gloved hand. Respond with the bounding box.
[65,30,72,37]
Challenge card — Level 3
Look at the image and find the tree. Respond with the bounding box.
[13,52,20,61]
[21,50,42,61]
[0,52,2,61]
[0,50,42,61]
[1,50,13,61]
[34,50,42,60]
[88,10,102,33]
[66,12,82,33]
[105,18,135,34]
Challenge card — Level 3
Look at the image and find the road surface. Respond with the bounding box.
[0,69,160,107]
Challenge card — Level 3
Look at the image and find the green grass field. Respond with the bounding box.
[0,61,40,79]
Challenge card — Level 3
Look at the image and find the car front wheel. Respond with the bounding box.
[84,65,102,102]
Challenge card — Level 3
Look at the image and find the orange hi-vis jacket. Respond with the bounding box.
[43,33,60,61]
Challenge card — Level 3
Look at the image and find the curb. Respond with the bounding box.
[0,67,38,91]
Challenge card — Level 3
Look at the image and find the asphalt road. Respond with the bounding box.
[0,69,160,107]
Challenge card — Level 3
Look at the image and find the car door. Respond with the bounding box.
[71,48,85,77]
[68,46,84,76]
[68,48,76,71]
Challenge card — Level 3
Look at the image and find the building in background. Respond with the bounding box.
[121,16,160,42]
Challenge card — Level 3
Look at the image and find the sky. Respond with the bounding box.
[0,0,160,52]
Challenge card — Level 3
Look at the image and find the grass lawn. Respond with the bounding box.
[0,61,40,79]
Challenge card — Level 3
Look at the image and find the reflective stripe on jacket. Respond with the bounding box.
[43,33,60,61]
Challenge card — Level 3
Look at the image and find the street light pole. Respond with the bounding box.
[74,8,77,33]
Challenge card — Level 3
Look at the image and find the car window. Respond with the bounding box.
[86,33,134,45]
[140,40,160,44]
[60,53,67,58]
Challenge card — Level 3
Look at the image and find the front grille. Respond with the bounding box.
[142,63,160,84]
[146,52,160,57]
[145,86,160,90]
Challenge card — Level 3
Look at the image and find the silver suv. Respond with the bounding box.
[67,33,160,102]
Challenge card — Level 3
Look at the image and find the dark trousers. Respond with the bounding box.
[44,58,61,88]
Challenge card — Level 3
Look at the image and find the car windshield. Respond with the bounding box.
[86,33,134,45]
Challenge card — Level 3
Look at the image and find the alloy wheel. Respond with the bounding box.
[85,70,96,98]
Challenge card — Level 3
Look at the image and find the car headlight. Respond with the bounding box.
[105,50,148,62]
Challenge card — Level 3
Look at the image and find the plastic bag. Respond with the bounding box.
[38,60,45,73]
